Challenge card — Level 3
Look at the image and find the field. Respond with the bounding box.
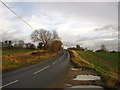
[69,50,119,88]
[2,50,33,55]
[2,49,59,73]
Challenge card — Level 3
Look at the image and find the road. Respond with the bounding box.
[2,50,70,88]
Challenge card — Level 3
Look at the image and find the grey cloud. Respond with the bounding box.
[77,39,118,51]
[63,31,118,51]
[94,39,118,51]
[1,2,118,51]
[76,36,90,42]
[2,30,20,41]
[36,2,117,25]
[94,25,117,31]
[62,40,83,47]
[88,32,118,40]
[2,30,31,43]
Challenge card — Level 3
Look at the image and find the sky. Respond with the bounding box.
[0,1,119,51]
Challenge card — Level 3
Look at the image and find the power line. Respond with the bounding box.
[0,0,35,31]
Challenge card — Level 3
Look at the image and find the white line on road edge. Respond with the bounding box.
[52,61,58,64]
[33,66,50,74]
[0,80,19,88]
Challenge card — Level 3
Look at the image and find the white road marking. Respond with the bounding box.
[59,55,64,60]
[0,80,19,88]
[52,61,58,64]
[52,54,65,65]
[33,66,50,74]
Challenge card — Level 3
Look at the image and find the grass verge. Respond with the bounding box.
[68,50,119,89]
[2,49,60,73]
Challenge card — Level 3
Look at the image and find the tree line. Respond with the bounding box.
[2,29,62,53]
[2,40,36,50]
[31,29,62,53]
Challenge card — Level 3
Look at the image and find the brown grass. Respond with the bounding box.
[2,50,60,73]
[70,50,94,68]
[105,80,116,88]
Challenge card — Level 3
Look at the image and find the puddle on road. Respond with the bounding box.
[73,75,101,81]
[71,68,82,71]
[71,85,103,88]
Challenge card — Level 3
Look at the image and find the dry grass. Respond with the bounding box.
[70,50,94,68]
[69,50,119,88]
[2,50,60,73]
[105,80,116,88]
[76,51,118,81]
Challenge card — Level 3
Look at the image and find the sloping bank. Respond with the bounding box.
[68,50,119,89]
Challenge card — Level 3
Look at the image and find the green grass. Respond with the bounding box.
[77,51,118,79]
[88,51,118,66]
[2,50,32,55]
[5,62,31,66]
[78,51,118,67]
[70,50,119,88]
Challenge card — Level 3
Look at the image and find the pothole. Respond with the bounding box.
[73,75,101,81]
[70,85,103,88]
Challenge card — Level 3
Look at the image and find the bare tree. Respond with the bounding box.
[19,40,24,48]
[4,40,8,47]
[100,45,107,52]
[76,45,80,49]
[25,43,35,49]
[2,40,13,49]
[37,42,43,49]
[52,30,60,41]
[31,29,62,52]
[31,29,60,49]
[8,40,12,47]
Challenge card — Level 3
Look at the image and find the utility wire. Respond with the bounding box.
[0,0,35,31]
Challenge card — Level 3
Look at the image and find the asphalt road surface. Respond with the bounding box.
[2,50,70,88]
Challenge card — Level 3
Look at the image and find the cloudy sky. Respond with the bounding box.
[0,1,118,51]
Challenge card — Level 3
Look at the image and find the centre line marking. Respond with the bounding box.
[52,61,58,64]
[60,55,64,60]
[52,55,65,65]
[59,58,61,60]
[33,66,50,74]
[0,80,19,88]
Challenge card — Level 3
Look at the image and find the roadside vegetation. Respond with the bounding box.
[69,49,119,89]
[2,49,60,73]
[2,29,62,73]
[2,50,33,55]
